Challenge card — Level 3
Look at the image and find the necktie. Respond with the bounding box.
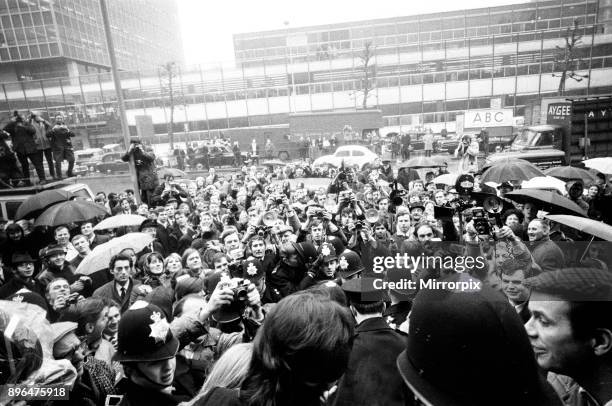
[120,287,126,300]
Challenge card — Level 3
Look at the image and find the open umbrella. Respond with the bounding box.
[93,214,147,231]
[544,214,612,241]
[403,156,445,169]
[583,157,612,174]
[505,189,587,217]
[544,166,598,184]
[521,176,567,194]
[34,200,109,227]
[432,173,458,186]
[481,159,544,184]
[157,167,187,178]
[262,160,287,167]
[75,232,155,275]
[15,189,74,220]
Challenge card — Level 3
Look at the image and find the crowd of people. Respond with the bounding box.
[1,148,612,406]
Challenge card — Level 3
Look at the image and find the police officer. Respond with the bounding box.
[113,303,188,405]
[333,277,408,406]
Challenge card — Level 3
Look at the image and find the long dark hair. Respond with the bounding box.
[240,292,354,406]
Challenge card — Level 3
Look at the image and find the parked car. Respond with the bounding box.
[188,144,249,168]
[312,145,379,170]
[94,152,129,174]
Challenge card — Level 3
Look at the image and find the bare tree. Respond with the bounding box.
[158,61,183,150]
[553,20,589,96]
[352,42,377,109]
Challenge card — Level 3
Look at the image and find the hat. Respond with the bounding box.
[51,321,78,345]
[114,303,178,363]
[337,250,365,279]
[42,244,66,258]
[396,273,560,406]
[342,277,386,303]
[524,267,612,301]
[238,259,265,283]
[139,219,158,232]
[318,242,337,262]
[11,252,35,265]
[408,203,425,212]
[8,291,48,312]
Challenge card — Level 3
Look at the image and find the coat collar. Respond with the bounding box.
[355,316,392,333]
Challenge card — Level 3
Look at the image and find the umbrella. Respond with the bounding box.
[544,166,599,184]
[15,189,74,220]
[432,173,458,186]
[75,232,155,275]
[481,159,544,184]
[521,176,567,194]
[34,200,109,227]
[157,167,187,178]
[93,214,147,231]
[402,156,445,169]
[583,157,612,174]
[544,214,612,241]
[505,189,587,217]
[480,157,528,173]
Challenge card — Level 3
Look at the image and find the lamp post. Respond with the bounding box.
[98,0,140,203]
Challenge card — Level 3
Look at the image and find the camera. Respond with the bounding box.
[254,225,270,237]
[66,293,80,305]
[274,194,286,205]
[471,207,492,236]
[229,278,250,304]
[354,220,366,230]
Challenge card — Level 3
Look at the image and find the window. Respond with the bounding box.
[336,150,350,157]
[352,150,365,156]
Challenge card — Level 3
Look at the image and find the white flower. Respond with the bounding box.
[247,262,258,276]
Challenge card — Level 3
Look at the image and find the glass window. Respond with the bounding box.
[352,150,365,156]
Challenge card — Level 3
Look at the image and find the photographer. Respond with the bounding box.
[0,128,22,187]
[122,136,159,204]
[3,110,45,185]
[45,277,83,322]
[347,220,391,275]
[152,174,189,207]
[29,111,55,179]
[47,114,75,179]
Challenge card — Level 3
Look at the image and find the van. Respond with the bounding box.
[0,180,95,221]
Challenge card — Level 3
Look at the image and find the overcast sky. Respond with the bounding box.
[177,0,528,67]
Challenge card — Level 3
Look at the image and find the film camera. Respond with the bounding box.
[274,193,287,205]
[229,278,250,303]
[254,225,271,237]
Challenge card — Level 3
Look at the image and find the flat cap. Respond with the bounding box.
[524,267,612,301]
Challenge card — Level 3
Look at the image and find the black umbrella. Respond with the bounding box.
[15,189,74,220]
[34,200,109,227]
[481,159,544,184]
[505,189,587,217]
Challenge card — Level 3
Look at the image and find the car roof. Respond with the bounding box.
[336,145,372,152]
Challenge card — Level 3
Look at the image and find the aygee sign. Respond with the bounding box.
[464,109,514,128]
[547,102,572,124]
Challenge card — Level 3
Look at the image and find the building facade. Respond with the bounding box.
[0,0,183,81]
[0,0,611,148]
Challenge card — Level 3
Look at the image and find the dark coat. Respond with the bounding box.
[528,237,565,272]
[115,378,189,406]
[92,278,141,313]
[333,317,408,406]
[265,261,309,303]
[4,120,37,155]
[47,125,75,150]
[122,146,159,191]
[0,277,44,299]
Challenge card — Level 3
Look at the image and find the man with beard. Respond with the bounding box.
[58,298,118,405]
[0,253,43,298]
[524,268,612,406]
[526,219,565,272]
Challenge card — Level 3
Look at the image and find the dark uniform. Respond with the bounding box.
[333,278,408,406]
